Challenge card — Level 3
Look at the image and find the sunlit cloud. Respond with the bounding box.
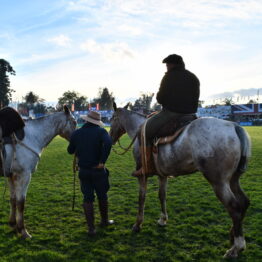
[80,39,135,61]
[2,0,262,103]
[47,34,72,47]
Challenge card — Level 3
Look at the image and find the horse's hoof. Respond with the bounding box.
[132,224,141,233]
[157,219,167,226]
[21,231,32,239]
[223,247,242,258]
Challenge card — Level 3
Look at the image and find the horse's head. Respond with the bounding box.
[109,102,129,145]
[59,105,77,141]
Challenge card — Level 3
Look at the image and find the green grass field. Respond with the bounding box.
[0,127,261,262]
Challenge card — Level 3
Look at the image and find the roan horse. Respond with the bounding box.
[1,105,76,239]
[109,103,251,258]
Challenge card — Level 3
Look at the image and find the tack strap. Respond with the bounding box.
[112,134,137,155]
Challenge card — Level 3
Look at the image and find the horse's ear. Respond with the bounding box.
[123,102,130,109]
[63,105,70,115]
[113,102,117,111]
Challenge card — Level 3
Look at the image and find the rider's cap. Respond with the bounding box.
[162,54,184,66]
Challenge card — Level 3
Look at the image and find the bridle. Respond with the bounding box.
[112,134,137,155]
[111,115,137,155]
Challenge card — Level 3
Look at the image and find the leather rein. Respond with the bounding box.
[112,134,137,155]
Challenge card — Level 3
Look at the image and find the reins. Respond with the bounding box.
[112,134,137,155]
[12,134,40,160]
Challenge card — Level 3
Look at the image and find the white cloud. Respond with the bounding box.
[4,0,262,104]
[68,0,262,28]
[80,39,135,61]
[117,25,142,36]
[47,34,72,47]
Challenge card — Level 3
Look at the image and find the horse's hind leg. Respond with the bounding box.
[157,176,168,226]
[13,172,32,239]
[228,173,250,245]
[211,182,247,258]
[132,176,148,232]
[8,176,17,228]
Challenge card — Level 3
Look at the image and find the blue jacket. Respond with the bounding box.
[67,122,112,169]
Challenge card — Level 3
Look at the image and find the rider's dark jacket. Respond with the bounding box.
[67,122,112,169]
[156,65,200,113]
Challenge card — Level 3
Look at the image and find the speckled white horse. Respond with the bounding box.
[109,103,251,258]
[2,106,76,238]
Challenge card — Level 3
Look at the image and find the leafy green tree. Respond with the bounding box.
[93,87,115,110]
[130,93,154,114]
[58,90,88,111]
[0,59,15,108]
[24,91,44,106]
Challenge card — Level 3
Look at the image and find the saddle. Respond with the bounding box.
[137,113,197,177]
[153,113,197,146]
[0,107,25,177]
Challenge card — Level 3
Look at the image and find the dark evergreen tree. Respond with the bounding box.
[130,93,154,114]
[23,91,44,108]
[93,87,115,110]
[0,59,15,108]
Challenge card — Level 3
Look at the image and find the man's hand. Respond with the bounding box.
[95,163,105,169]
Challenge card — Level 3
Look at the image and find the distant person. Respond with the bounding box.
[133,54,200,177]
[67,111,114,236]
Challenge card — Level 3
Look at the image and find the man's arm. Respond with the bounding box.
[67,132,77,155]
[156,74,168,105]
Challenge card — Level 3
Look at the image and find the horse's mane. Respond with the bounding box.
[125,109,146,118]
[24,112,63,123]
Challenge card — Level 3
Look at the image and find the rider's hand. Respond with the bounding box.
[95,163,105,169]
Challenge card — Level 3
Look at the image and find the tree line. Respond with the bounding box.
[0,59,158,115]
[2,58,256,115]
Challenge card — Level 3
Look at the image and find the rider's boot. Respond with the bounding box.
[132,146,157,177]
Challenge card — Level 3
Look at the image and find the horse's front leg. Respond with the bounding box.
[132,176,148,232]
[14,172,32,239]
[157,176,168,226]
[8,176,17,228]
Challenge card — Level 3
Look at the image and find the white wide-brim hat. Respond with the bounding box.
[81,111,104,127]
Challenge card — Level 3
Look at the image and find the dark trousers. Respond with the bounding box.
[79,168,110,202]
[145,108,181,144]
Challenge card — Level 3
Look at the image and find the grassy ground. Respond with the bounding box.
[0,127,261,262]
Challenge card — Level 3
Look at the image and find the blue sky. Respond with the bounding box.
[1,0,262,105]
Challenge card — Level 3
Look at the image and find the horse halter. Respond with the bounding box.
[110,115,137,155]
[110,114,126,142]
[60,114,76,139]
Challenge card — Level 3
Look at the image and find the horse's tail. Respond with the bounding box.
[234,124,251,173]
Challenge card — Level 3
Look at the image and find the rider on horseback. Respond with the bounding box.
[132,54,200,177]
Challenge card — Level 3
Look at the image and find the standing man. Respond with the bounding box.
[67,111,114,236]
[133,54,200,177]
